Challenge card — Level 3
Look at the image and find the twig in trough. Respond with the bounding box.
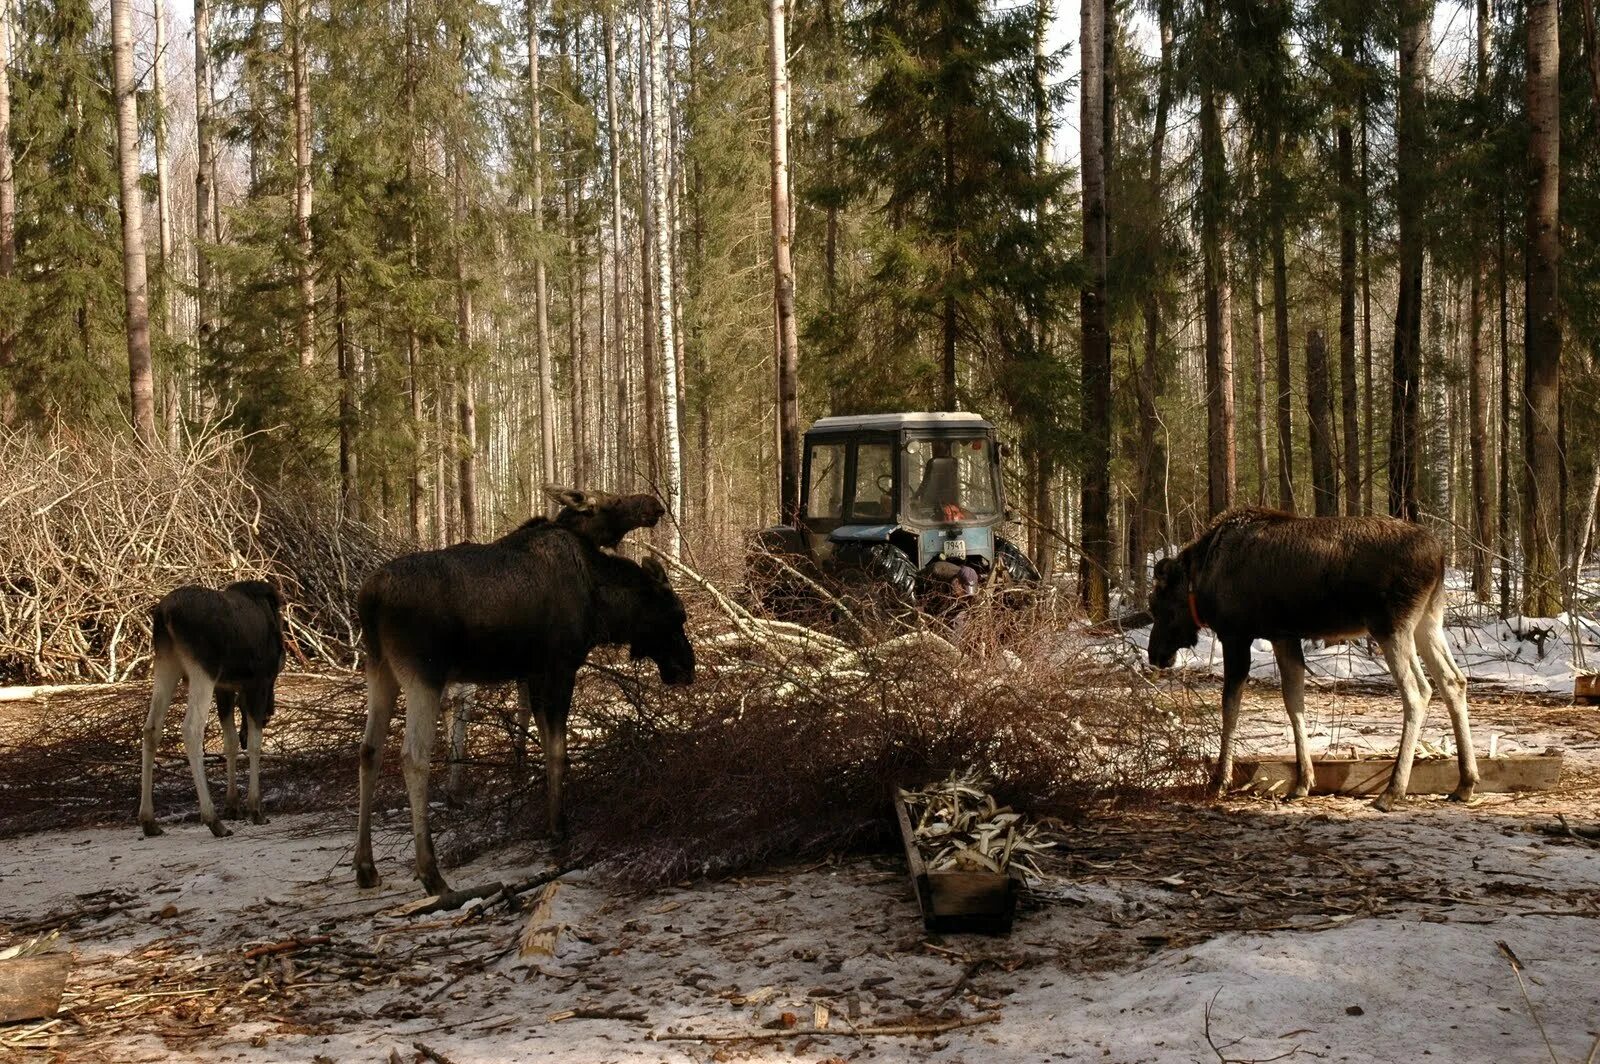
[1496,940,1562,1064]
[651,1012,1002,1042]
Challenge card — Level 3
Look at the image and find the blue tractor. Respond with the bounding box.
[748,412,1040,618]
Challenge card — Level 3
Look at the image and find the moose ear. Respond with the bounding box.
[641,556,670,587]
[544,485,594,512]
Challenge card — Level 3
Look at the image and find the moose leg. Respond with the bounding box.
[217,690,241,819]
[139,654,182,837]
[245,695,268,825]
[355,662,399,888]
[514,680,533,769]
[1418,616,1478,802]
[1375,622,1429,812]
[446,688,471,802]
[1212,637,1252,798]
[400,677,449,895]
[535,671,576,838]
[182,670,230,838]
[1272,639,1314,799]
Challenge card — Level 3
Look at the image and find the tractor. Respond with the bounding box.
[747,412,1040,622]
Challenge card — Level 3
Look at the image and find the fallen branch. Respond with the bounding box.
[651,1012,1002,1042]
[412,1041,462,1064]
[548,1007,648,1022]
[1497,940,1561,1064]
[241,936,330,961]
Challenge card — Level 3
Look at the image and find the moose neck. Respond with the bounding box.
[590,554,657,647]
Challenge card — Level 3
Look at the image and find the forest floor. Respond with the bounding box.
[2,679,1599,1064]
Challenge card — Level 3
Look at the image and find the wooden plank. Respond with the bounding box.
[1575,674,1600,705]
[0,955,72,1024]
[891,788,933,925]
[1233,754,1563,797]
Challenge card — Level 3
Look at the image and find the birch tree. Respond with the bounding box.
[110,0,157,443]
[768,0,800,526]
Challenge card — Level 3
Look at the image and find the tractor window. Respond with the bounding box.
[904,436,999,521]
[805,441,846,520]
[851,443,895,520]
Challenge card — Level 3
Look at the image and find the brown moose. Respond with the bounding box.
[1147,507,1478,811]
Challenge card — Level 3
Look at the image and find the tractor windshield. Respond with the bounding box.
[903,436,999,522]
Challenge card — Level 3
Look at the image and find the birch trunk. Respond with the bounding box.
[291,0,315,369]
[1468,0,1494,599]
[111,0,157,444]
[646,0,683,554]
[1078,0,1111,618]
[0,0,15,426]
[530,0,556,489]
[768,0,800,527]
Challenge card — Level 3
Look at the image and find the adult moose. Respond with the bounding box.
[139,581,286,837]
[1147,507,1478,811]
[353,495,694,895]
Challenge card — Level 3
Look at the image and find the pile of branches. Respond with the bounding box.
[0,426,409,683]
[560,556,1206,884]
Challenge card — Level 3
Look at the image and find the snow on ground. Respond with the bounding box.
[2,685,1598,1063]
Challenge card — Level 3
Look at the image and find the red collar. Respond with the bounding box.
[1188,590,1205,629]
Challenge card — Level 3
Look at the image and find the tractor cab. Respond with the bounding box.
[749,412,1037,616]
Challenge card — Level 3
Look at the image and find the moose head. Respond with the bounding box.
[1147,556,1202,669]
[628,556,696,686]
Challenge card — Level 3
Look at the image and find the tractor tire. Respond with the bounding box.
[834,542,920,616]
[994,536,1041,586]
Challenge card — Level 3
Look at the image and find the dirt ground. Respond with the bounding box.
[2,680,1598,1063]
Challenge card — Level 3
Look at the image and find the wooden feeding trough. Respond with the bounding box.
[1231,753,1563,797]
[893,790,1021,935]
[1575,674,1600,705]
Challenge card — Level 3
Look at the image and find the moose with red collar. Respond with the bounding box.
[1147,507,1478,811]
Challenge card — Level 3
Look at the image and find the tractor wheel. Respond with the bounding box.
[994,536,1041,586]
[834,542,920,620]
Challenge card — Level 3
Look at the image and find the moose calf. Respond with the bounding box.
[1147,507,1477,811]
[138,581,285,837]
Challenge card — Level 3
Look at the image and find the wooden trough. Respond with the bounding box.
[893,790,1021,935]
[0,955,72,1025]
[1575,674,1600,706]
[1231,753,1563,797]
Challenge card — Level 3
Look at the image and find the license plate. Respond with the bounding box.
[945,539,967,559]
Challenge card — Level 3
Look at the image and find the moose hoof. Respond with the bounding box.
[1448,784,1477,804]
[206,819,234,839]
[250,810,269,825]
[140,820,164,838]
[1371,792,1399,813]
[223,802,241,820]
[1285,788,1310,802]
[355,863,382,889]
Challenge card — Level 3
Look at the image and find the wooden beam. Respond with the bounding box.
[1233,754,1562,797]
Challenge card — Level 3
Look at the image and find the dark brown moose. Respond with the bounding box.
[353,491,693,896]
[139,581,286,837]
[1147,507,1477,811]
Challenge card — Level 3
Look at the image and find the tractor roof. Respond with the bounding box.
[806,412,994,435]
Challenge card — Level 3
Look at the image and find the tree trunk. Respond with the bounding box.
[941,107,958,411]
[768,0,801,527]
[1337,30,1360,517]
[1079,0,1111,618]
[1468,0,1493,600]
[1270,137,1293,514]
[1198,15,1234,518]
[1498,196,1513,614]
[646,0,683,555]
[1388,0,1430,522]
[454,147,477,539]
[530,0,556,490]
[1306,329,1337,515]
[1251,270,1268,505]
[1523,0,1561,615]
[0,0,15,427]
[194,0,217,371]
[1136,0,1173,564]
[605,11,629,487]
[336,274,358,519]
[562,21,587,492]
[638,21,662,493]
[1360,83,1373,517]
[152,0,179,444]
[291,0,315,370]
[1580,0,1600,114]
[110,0,157,444]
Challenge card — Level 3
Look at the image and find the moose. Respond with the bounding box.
[353,491,695,895]
[442,487,669,794]
[1147,507,1478,811]
[138,580,286,837]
